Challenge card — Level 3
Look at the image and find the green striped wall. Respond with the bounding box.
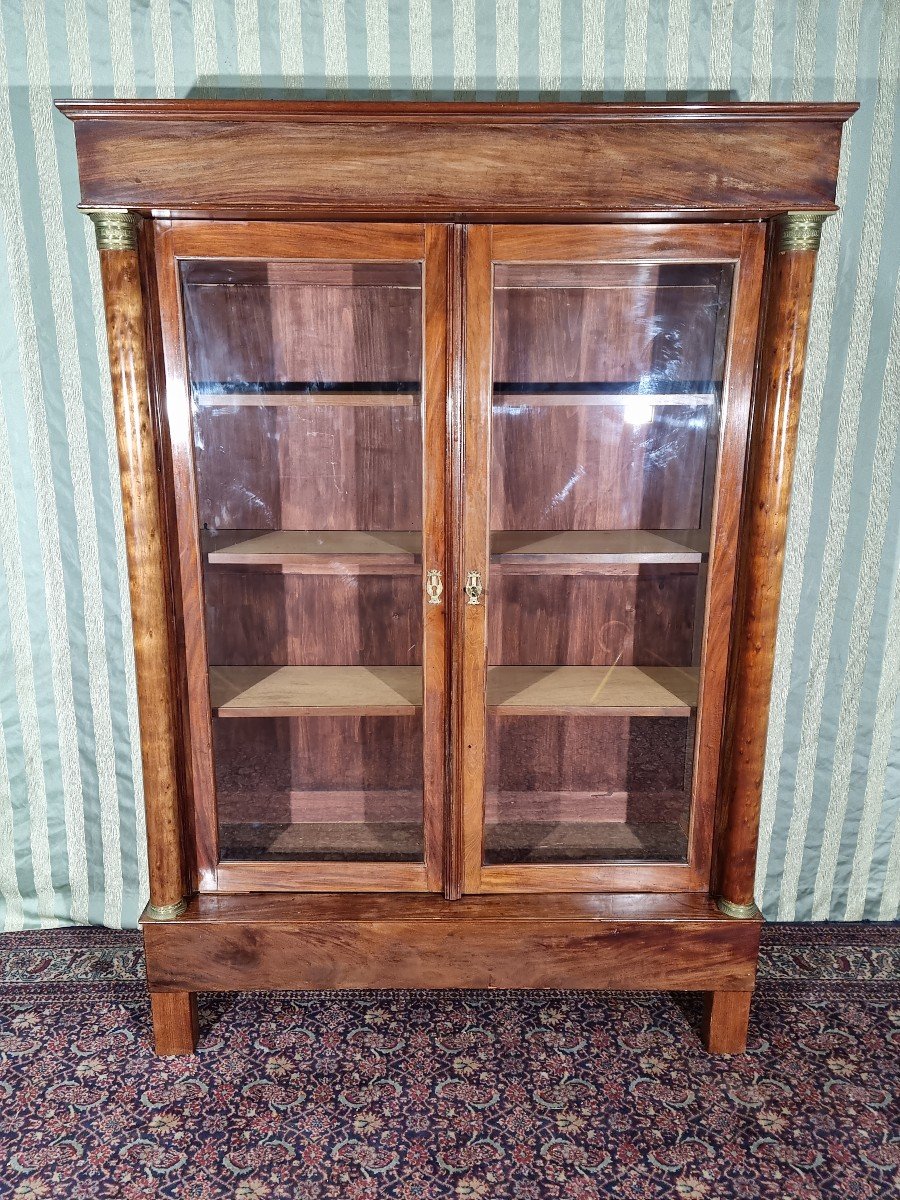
[0,0,897,928]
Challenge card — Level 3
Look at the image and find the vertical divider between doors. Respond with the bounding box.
[445,224,467,899]
[458,226,494,894]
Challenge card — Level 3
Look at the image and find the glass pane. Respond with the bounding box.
[180,259,424,864]
[486,261,733,865]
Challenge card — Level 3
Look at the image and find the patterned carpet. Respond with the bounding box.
[0,924,898,1199]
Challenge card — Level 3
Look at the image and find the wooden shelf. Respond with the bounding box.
[487,666,698,716]
[493,391,714,408]
[491,530,707,565]
[482,819,687,864]
[219,821,423,864]
[486,789,688,824]
[195,390,419,408]
[210,666,422,717]
[205,529,705,572]
[206,530,421,572]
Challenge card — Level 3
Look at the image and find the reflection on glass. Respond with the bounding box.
[180,260,424,864]
[486,261,733,865]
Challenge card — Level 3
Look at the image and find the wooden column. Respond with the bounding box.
[714,211,828,917]
[86,208,187,924]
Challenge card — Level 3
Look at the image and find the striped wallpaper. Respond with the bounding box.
[0,0,897,928]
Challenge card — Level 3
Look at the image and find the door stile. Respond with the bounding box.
[445,224,467,900]
[153,221,220,890]
[459,226,494,893]
[139,217,200,895]
[422,224,451,893]
[685,222,766,885]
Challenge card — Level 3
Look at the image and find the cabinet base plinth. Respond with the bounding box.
[143,893,760,1053]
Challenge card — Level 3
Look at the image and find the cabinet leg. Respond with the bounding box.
[701,990,752,1054]
[150,991,199,1055]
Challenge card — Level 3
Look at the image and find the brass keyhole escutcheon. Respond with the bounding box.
[425,568,443,605]
[464,570,484,606]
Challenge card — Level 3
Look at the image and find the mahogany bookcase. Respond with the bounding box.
[59,100,854,1055]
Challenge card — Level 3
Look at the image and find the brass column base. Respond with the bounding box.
[145,899,187,921]
[716,897,761,920]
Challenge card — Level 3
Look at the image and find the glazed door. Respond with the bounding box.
[155,222,448,892]
[459,224,766,894]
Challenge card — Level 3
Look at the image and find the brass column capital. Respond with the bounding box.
[774,211,829,254]
[82,206,139,251]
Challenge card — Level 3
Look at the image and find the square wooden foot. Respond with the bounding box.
[701,989,752,1054]
[150,990,199,1055]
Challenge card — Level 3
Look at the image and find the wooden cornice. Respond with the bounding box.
[58,99,856,221]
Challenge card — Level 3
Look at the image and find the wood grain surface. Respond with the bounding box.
[143,889,760,993]
[196,391,418,407]
[204,529,421,568]
[487,714,690,796]
[97,241,186,912]
[488,569,698,667]
[714,233,823,909]
[491,530,707,563]
[209,665,422,716]
[203,570,421,665]
[149,991,199,1056]
[60,100,853,217]
[701,990,754,1054]
[491,404,709,531]
[487,666,699,715]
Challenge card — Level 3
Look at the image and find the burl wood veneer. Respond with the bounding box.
[61,100,854,1058]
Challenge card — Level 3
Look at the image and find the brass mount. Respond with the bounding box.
[82,207,139,251]
[716,897,761,920]
[775,211,828,254]
[145,898,188,921]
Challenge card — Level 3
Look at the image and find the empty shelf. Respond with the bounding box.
[195,390,419,408]
[482,819,688,864]
[487,666,698,716]
[219,821,423,863]
[206,530,421,572]
[210,666,422,717]
[493,391,714,407]
[491,530,707,565]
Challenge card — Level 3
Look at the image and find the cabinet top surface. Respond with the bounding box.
[58,99,856,219]
[58,98,857,123]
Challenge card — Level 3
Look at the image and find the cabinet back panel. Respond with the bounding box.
[489,715,689,794]
[488,569,697,667]
[485,714,691,863]
[491,405,708,530]
[493,271,722,385]
[204,570,422,666]
[184,282,277,384]
[214,714,423,862]
[183,271,421,386]
[193,405,423,529]
[214,715,421,794]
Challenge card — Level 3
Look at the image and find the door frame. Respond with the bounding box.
[457,221,767,894]
[152,219,449,893]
